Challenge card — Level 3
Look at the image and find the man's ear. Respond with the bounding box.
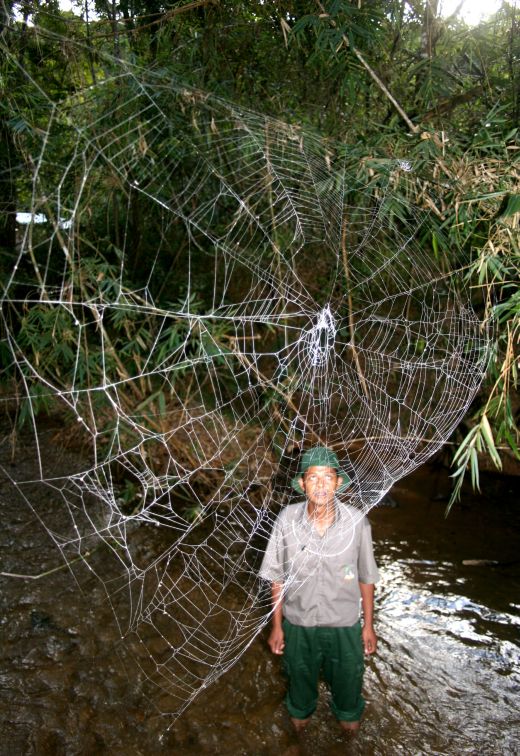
[335,476,343,490]
[297,476,305,492]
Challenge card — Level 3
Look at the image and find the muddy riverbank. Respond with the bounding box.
[1,427,519,755]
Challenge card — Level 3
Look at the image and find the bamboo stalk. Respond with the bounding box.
[341,217,369,398]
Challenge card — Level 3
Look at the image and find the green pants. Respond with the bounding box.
[282,619,365,722]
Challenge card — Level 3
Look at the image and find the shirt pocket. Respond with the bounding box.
[288,546,315,580]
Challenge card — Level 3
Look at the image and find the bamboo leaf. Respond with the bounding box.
[480,414,502,469]
[498,194,520,219]
[452,426,479,464]
[503,427,520,459]
[158,390,166,417]
[470,447,480,491]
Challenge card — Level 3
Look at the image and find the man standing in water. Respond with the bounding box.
[260,446,379,733]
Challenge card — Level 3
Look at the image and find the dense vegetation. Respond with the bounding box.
[1,0,518,506]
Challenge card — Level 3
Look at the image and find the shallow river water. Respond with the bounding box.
[1,430,519,755]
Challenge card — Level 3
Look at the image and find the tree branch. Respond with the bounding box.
[315,1,419,134]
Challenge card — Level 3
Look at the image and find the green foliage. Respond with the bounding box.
[17,380,55,427]
[1,0,519,507]
[448,178,519,506]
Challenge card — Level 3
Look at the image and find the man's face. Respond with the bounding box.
[299,465,343,508]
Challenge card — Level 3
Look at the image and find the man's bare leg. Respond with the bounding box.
[290,717,310,732]
[339,720,360,732]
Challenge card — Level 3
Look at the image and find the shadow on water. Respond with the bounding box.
[1,429,519,755]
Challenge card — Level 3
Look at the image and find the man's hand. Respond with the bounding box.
[268,582,285,654]
[362,624,377,655]
[359,582,376,654]
[268,625,285,655]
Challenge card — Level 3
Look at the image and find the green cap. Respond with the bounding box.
[291,446,351,493]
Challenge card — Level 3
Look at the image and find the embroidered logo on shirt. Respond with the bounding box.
[343,564,355,581]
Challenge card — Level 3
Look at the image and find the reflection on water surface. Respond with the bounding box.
[367,547,520,756]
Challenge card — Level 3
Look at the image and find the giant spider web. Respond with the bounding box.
[1,56,489,720]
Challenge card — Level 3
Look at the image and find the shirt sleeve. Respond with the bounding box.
[357,518,380,584]
[258,510,286,583]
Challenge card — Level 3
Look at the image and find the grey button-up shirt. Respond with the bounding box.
[259,499,379,628]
